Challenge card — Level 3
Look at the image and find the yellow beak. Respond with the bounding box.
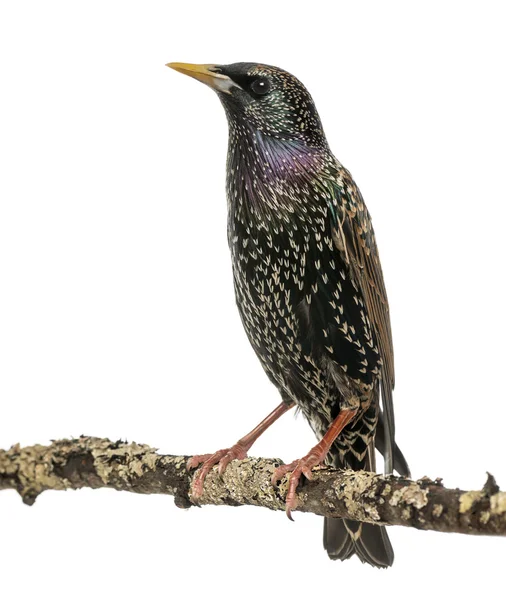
[166,62,239,94]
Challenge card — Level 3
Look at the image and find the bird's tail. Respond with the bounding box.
[323,423,409,568]
[323,514,394,568]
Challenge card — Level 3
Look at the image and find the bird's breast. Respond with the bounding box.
[227,192,382,393]
[225,150,383,415]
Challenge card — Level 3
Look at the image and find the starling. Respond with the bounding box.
[168,62,410,567]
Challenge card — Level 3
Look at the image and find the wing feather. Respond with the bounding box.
[326,166,396,473]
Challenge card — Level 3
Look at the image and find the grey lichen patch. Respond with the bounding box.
[490,492,506,515]
[389,483,428,510]
[222,459,257,503]
[0,443,68,502]
[382,483,392,496]
[91,441,159,484]
[480,511,490,525]
[197,458,285,512]
[332,470,382,522]
[364,504,380,521]
[459,491,482,513]
[432,504,444,518]
[170,456,187,471]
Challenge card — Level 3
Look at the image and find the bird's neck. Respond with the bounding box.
[228,126,329,181]
[226,125,332,226]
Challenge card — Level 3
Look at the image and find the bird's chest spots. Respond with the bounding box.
[229,207,333,296]
[230,230,304,348]
[230,218,332,310]
[229,221,334,384]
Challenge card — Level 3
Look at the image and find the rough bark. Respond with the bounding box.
[1,436,505,535]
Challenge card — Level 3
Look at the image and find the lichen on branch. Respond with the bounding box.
[1,436,505,536]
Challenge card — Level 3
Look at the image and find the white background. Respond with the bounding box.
[1,1,505,598]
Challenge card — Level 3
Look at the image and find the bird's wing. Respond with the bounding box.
[323,165,396,473]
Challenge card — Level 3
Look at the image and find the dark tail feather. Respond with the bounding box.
[324,518,394,568]
[323,517,355,561]
[375,411,411,477]
[354,522,394,567]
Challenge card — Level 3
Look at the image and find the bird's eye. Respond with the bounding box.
[250,78,271,96]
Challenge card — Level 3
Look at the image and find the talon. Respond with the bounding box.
[271,461,296,486]
[191,476,205,499]
[302,467,313,480]
[218,455,231,476]
[187,454,212,471]
[185,403,296,501]
[272,454,324,518]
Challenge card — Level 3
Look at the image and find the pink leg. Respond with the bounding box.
[272,408,358,520]
[188,401,295,499]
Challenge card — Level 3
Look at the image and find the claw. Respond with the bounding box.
[302,466,313,480]
[271,461,296,486]
[187,454,213,471]
[271,454,325,519]
[185,402,296,501]
[218,455,232,476]
[271,408,359,518]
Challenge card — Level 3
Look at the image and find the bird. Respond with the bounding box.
[167,62,410,567]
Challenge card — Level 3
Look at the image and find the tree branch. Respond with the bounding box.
[1,436,505,535]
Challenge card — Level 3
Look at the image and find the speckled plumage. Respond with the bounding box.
[222,65,391,467]
[170,61,409,567]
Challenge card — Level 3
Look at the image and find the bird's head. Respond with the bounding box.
[168,62,328,150]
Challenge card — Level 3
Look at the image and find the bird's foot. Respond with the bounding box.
[271,408,357,519]
[187,444,249,500]
[271,451,325,520]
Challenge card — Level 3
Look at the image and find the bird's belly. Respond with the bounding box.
[231,256,335,420]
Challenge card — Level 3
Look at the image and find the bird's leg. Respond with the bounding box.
[188,401,295,499]
[272,407,358,520]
